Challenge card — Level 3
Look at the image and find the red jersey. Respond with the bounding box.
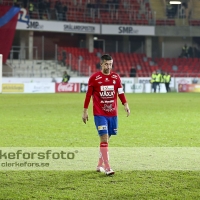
[84,71,127,117]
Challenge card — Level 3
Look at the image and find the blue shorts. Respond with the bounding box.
[94,115,118,136]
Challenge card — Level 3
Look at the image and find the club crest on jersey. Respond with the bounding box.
[113,80,116,84]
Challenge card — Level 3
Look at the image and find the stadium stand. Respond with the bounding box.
[57,47,200,78]
[189,0,200,26]
[1,0,153,25]
[2,0,200,78]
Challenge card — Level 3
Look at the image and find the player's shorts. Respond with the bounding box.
[94,115,118,136]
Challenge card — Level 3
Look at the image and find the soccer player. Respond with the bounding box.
[82,54,130,176]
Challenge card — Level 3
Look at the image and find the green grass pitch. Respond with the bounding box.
[0,93,200,199]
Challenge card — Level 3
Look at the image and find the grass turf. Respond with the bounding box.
[0,93,200,199]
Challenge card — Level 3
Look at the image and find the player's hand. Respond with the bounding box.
[82,110,89,124]
[124,103,130,117]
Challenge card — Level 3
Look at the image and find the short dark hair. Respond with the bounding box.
[100,54,113,64]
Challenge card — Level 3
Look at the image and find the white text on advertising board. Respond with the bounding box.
[56,83,79,93]
[64,24,95,33]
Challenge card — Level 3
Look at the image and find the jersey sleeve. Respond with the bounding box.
[117,74,127,105]
[83,76,94,109]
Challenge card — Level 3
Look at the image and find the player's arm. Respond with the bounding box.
[82,84,93,124]
[123,102,130,117]
[118,89,130,117]
[117,77,130,117]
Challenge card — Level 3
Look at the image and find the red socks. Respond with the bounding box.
[98,142,110,169]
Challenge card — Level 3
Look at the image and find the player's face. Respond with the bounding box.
[101,59,113,75]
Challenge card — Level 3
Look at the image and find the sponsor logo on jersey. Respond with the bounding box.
[98,125,107,130]
[100,85,114,91]
[111,74,118,79]
[100,100,104,103]
[95,75,102,80]
[105,100,114,103]
[99,91,115,97]
[118,87,124,94]
[102,104,115,112]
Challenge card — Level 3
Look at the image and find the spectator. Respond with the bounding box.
[63,4,68,21]
[44,0,51,13]
[38,0,45,19]
[62,51,67,66]
[56,1,64,20]
[86,0,96,17]
[107,0,114,11]
[181,44,189,58]
[43,1,50,19]
[166,0,173,18]
[114,0,119,10]
[23,0,28,8]
[151,70,161,93]
[151,71,156,93]
[54,0,59,11]
[193,45,199,58]
[62,71,70,83]
[160,70,165,84]
[130,66,137,77]
[164,72,171,92]
[179,4,186,18]
[29,1,34,19]
[96,62,101,70]
[14,0,20,7]
[166,0,177,18]
[188,46,193,58]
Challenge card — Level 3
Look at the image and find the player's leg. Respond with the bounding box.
[94,116,109,172]
[99,133,110,170]
[103,116,118,175]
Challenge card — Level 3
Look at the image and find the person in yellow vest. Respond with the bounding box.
[29,1,34,19]
[14,0,20,7]
[160,70,165,84]
[164,72,171,92]
[151,71,157,93]
[62,71,70,83]
[155,70,161,93]
[181,44,189,57]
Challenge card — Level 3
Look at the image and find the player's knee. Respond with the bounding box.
[100,133,109,143]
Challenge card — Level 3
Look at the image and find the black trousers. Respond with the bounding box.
[153,82,160,93]
[165,83,170,92]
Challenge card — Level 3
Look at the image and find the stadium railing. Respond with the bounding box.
[5,46,200,78]
[0,0,187,26]
[2,0,199,26]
